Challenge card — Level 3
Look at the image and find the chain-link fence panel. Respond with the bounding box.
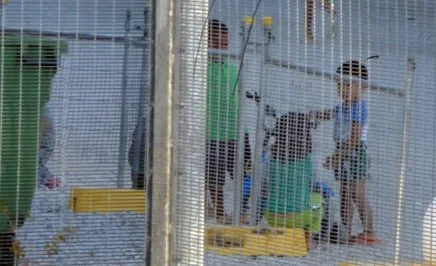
[0,0,151,265]
[172,0,436,265]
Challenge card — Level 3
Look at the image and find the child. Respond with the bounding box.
[205,19,239,224]
[305,0,335,41]
[312,60,381,245]
[39,104,61,189]
[266,111,323,250]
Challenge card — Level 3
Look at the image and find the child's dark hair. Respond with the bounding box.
[336,60,368,80]
[208,19,229,34]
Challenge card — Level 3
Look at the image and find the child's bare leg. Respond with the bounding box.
[305,0,314,40]
[322,0,334,13]
[305,230,318,250]
[205,189,214,217]
[340,180,354,239]
[209,186,225,218]
[352,180,381,244]
[353,180,374,234]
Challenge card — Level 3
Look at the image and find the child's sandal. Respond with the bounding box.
[356,233,382,245]
[343,236,358,245]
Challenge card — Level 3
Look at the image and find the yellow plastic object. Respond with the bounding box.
[243,16,254,25]
[69,187,146,214]
[339,263,396,266]
[205,226,307,257]
[339,262,432,266]
[262,17,273,26]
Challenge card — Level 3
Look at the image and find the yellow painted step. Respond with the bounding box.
[205,226,307,257]
[339,261,435,266]
[69,187,146,214]
[339,263,399,266]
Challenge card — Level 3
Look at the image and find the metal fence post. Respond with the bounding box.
[149,0,175,264]
[249,17,273,226]
[394,58,416,265]
[172,0,208,264]
[116,10,132,188]
[232,18,251,227]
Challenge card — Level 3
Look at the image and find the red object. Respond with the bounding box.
[42,177,62,190]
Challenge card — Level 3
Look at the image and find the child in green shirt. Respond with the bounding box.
[205,19,239,224]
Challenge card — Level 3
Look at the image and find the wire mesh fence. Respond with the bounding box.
[0,0,151,265]
[173,0,436,266]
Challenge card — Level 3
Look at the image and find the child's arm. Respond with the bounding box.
[327,102,367,167]
[325,122,362,169]
[310,109,333,120]
[334,122,362,156]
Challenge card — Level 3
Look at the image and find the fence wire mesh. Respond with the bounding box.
[0,0,151,265]
[173,0,436,266]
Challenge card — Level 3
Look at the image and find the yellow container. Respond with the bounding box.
[262,17,273,26]
[205,226,307,257]
[339,262,429,266]
[243,16,254,25]
[69,187,146,214]
[267,228,307,256]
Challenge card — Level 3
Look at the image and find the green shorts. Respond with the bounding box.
[334,141,370,180]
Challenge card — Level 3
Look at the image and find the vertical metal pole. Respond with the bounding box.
[232,17,251,226]
[132,7,150,188]
[142,2,153,265]
[249,17,273,225]
[149,0,175,264]
[173,0,208,264]
[145,0,155,264]
[394,58,416,265]
[330,0,336,40]
[117,10,131,188]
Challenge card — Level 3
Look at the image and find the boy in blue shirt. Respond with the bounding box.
[312,60,381,245]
